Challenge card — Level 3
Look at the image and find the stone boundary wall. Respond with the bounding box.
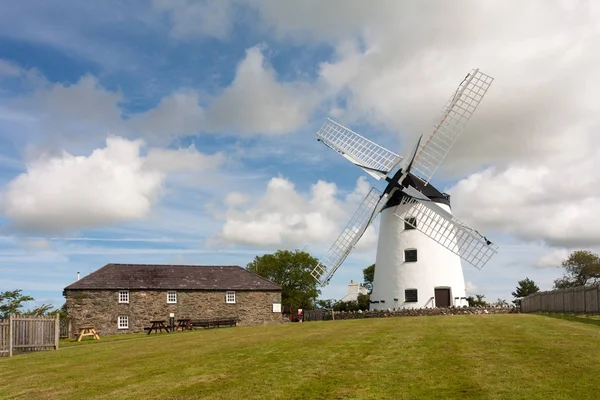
[304,307,518,321]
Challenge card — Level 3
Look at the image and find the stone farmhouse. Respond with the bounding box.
[63,263,283,335]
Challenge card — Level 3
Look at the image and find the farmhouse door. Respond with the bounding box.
[434,288,451,307]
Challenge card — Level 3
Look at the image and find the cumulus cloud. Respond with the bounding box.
[250,1,600,171]
[238,1,600,251]
[0,59,23,76]
[207,46,318,135]
[1,137,162,234]
[534,249,570,269]
[215,175,377,249]
[0,137,224,234]
[145,145,226,173]
[8,47,316,145]
[129,91,206,141]
[449,147,600,248]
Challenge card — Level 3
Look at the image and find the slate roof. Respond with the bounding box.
[64,264,282,291]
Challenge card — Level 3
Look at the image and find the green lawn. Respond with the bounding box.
[1,314,600,399]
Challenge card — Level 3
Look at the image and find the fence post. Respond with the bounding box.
[54,314,60,350]
[8,314,13,357]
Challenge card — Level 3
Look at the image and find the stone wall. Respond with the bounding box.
[64,289,283,336]
[304,306,518,321]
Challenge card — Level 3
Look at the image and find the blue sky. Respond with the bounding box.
[1,1,600,310]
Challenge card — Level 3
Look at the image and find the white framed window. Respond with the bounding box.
[118,315,129,329]
[226,291,236,304]
[167,291,177,304]
[118,290,129,304]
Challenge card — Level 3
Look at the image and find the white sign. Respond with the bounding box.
[272,303,281,313]
[169,313,175,318]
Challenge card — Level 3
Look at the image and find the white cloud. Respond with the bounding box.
[449,148,600,248]
[465,281,478,295]
[129,91,206,141]
[153,0,233,39]
[1,137,162,234]
[8,47,317,144]
[249,1,600,171]
[145,145,226,173]
[16,238,52,250]
[0,59,23,76]
[0,136,227,235]
[215,176,377,250]
[207,46,318,135]
[238,1,600,251]
[534,249,570,269]
[224,192,250,208]
[11,74,125,149]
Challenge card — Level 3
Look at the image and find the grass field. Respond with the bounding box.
[1,314,600,399]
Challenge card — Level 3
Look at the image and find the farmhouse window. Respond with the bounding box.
[404,217,417,230]
[167,291,177,304]
[405,289,418,303]
[118,290,129,304]
[404,249,418,262]
[118,315,129,329]
[226,291,236,304]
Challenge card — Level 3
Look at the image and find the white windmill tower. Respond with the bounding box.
[311,69,498,309]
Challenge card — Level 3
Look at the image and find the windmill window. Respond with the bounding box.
[404,217,417,230]
[404,249,418,262]
[405,289,418,303]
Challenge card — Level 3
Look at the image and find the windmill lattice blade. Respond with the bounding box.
[411,69,494,185]
[394,185,498,270]
[311,187,383,285]
[316,119,403,180]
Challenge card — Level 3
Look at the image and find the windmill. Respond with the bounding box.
[311,69,497,309]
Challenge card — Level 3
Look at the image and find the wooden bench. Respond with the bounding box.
[190,317,237,329]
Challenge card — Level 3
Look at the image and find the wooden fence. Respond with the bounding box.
[521,285,600,314]
[59,318,72,339]
[0,314,60,357]
[303,309,334,322]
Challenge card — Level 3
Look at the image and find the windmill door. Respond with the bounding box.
[434,288,451,307]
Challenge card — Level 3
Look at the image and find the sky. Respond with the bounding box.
[1,0,600,310]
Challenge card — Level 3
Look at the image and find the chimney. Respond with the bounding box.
[77,271,80,281]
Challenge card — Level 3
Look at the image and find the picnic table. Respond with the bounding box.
[176,318,193,331]
[76,326,100,341]
[146,320,170,335]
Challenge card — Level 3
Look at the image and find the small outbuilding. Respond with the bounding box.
[63,263,283,335]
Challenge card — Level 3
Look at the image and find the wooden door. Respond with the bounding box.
[434,288,451,307]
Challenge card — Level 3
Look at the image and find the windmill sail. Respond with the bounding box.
[394,185,498,270]
[316,119,403,180]
[410,69,494,185]
[311,187,384,285]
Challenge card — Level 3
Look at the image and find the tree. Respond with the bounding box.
[0,289,33,319]
[511,277,540,306]
[247,249,321,309]
[492,298,510,308]
[362,264,375,294]
[466,294,488,307]
[357,293,370,310]
[553,250,600,289]
[316,299,335,309]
